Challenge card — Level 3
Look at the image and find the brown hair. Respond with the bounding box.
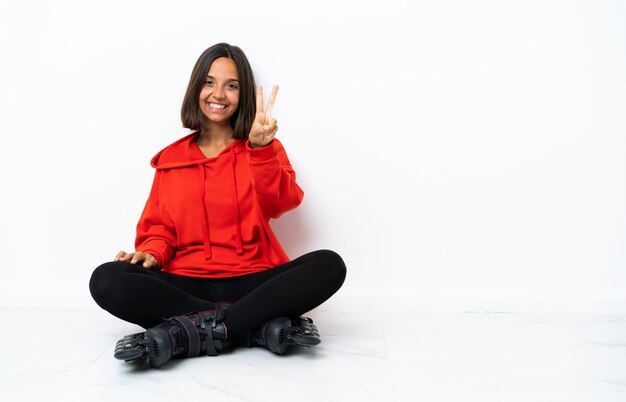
[181,43,256,139]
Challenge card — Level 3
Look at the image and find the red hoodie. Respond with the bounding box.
[134,132,304,278]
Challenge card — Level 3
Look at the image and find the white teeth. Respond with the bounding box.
[209,103,226,109]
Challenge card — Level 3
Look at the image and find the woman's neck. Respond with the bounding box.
[198,123,234,147]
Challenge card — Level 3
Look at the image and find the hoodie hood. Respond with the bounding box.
[151,131,245,259]
[150,132,245,170]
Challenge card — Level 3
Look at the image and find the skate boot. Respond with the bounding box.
[114,306,231,368]
[251,316,321,355]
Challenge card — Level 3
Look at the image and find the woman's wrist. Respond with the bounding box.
[248,139,273,149]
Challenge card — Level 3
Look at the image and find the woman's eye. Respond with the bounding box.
[205,80,214,86]
[227,83,239,90]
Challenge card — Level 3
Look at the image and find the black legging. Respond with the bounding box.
[89,249,346,338]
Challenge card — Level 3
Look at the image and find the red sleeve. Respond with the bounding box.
[246,138,304,219]
[134,170,176,268]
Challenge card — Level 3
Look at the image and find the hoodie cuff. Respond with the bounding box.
[246,139,277,161]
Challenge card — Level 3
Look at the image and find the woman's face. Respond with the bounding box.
[199,57,240,127]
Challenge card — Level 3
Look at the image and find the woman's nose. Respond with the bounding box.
[213,86,226,99]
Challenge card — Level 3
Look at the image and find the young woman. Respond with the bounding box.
[89,43,346,368]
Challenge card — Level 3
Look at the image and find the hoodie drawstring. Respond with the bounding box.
[199,164,212,260]
[198,148,244,260]
[229,149,244,255]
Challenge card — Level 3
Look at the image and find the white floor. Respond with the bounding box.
[1,304,625,402]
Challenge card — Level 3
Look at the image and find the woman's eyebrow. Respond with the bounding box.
[205,75,239,82]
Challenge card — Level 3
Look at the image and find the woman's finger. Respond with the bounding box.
[264,118,277,134]
[265,85,279,120]
[130,252,143,264]
[267,117,277,131]
[114,250,126,261]
[256,86,264,114]
[264,125,278,143]
[255,111,266,128]
[143,255,157,268]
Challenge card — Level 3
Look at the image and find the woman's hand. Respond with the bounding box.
[249,85,279,148]
[114,250,158,269]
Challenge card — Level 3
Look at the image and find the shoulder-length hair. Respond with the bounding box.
[181,43,256,139]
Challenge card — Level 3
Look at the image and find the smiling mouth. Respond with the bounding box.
[209,103,227,110]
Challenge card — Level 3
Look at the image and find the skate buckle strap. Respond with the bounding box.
[199,312,218,356]
[172,315,202,358]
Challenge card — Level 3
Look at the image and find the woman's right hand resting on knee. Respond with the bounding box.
[114,251,158,268]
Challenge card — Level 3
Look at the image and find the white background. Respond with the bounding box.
[1,0,624,310]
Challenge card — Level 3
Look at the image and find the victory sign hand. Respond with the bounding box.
[249,85,279,148]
